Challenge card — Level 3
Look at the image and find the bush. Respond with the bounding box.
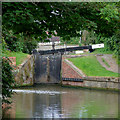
[85,31,97,45]
[2,57,15,104]
[60,37,80,45]
[3,29,38,54]
[2,37,8,52]
[22,37,38,54]
[82,30,120,57]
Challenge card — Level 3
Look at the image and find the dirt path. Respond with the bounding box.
[96,54,120,73]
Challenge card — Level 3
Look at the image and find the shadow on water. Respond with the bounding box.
[3,84,119,119]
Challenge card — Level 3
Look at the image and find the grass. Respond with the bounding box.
[68,56,119,77]
[113,55,120,67]
[3,51,29,66]
[101,58,110,67]
[93,48,113,54]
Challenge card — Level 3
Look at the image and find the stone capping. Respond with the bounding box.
[83,76,119,83]
[63,54,104,58]
[63,54,93,58]
[64,59,86,77]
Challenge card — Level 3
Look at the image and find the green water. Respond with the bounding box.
[4,85,118,118]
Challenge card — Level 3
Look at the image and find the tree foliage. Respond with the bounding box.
[2,58,14,104]
[2,2,120,53]
[2,2,119,38]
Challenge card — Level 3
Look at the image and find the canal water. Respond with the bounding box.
[4,85,118,118]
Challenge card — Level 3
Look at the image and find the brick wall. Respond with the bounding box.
[62,59,82,79]
[3,57,16,69]
[61,58,120,91]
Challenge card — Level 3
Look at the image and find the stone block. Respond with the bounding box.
[114,78,119,83]
[77,82,84,87]
[84,81,91,87]
[107,82,115,89]
[96,82,101,88]
[100,82,107,88]
[90,81,98,87]
[114,83,118,89]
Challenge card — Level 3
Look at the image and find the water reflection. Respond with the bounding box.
[33,94,62,118]
[4,85,118,118]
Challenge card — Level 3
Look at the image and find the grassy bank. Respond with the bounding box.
[68,56,119,77]
[93,48,113,54]
[3,51,29,66]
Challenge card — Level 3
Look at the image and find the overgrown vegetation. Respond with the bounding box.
[68,56,119,77]
[2,36,29,66]
[2,58,15,104]
[61,37,80,45]
[2,30,38,54]
[3,51,29,66]
[92,48,113,54]
[82,30,120,57]
[2,2,120,48]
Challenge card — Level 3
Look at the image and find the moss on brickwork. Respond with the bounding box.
[24,67,30,79]
[20,72,24,84]
[28,61,31,71]
[13,84,34,88]
[13,56,34,87]
[30,78,33,85]
[16,72,23,85]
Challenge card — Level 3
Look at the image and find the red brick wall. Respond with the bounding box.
[62,60,82,79]
[3,57,16,69]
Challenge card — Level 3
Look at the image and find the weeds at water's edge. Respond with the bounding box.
[61,84,120,92]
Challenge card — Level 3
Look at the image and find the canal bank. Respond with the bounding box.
[3,54,119,119]
[62,76,120,92]
[62,55,120,91]
[13,54,120,91]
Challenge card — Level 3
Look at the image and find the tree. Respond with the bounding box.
[2,2,119,38]
[2,57,15,104]
[2,2,120,54]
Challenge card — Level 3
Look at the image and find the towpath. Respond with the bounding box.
[96,54,120,73]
